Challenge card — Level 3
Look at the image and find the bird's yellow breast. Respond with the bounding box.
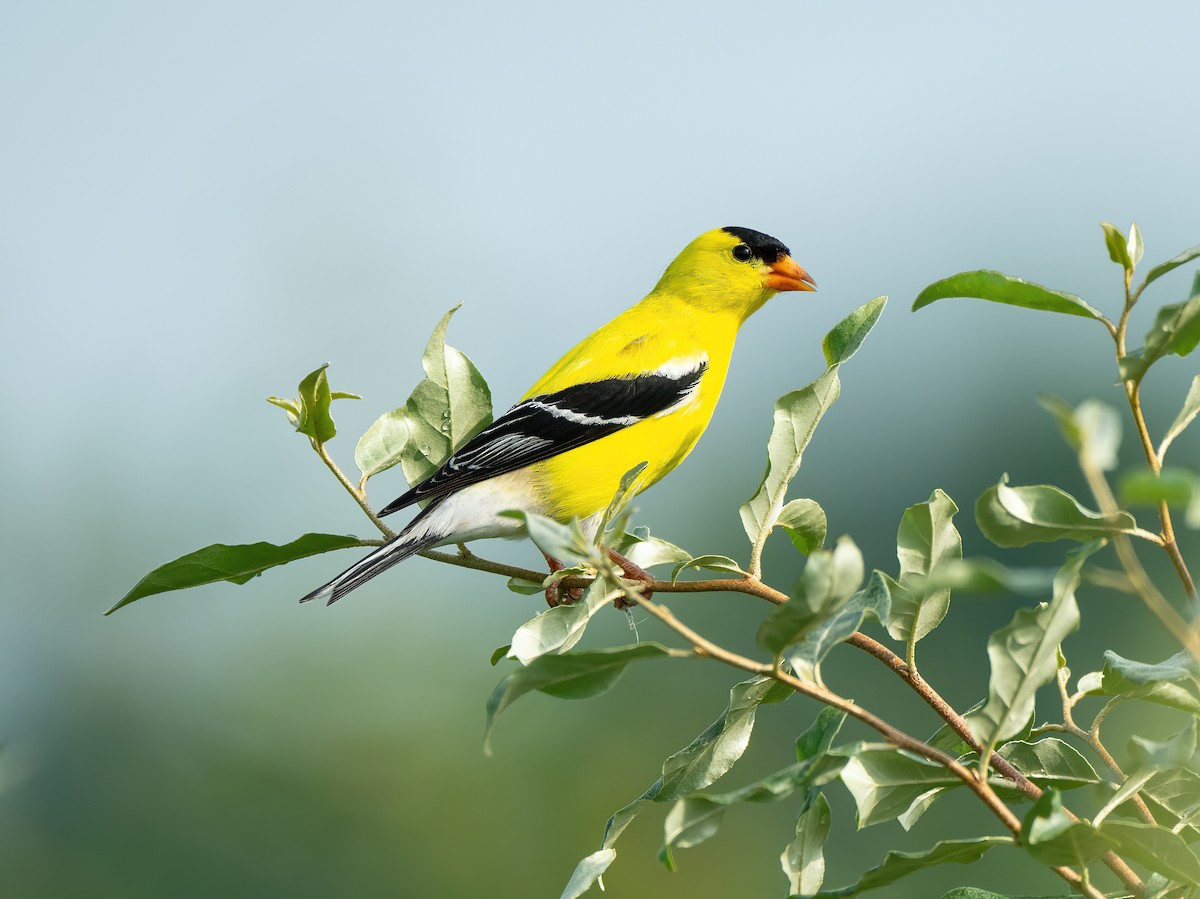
[524,296,741,520]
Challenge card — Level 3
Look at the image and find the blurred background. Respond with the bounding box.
[3,1,1198,896]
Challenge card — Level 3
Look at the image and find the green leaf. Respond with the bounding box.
[808,836,1009,898]
[1129,718,1197,770]
[614,528,693,569]
[757,538,864,658]
[1160,375,1200,461]
[1120,468,1199,519]
[822,296,887,366]
[508,579,613,665]
[1141,242,1200,291]
[967,543,1095,749]
[1121,288,1200,383]
[505,576,545,595]
[1102,221,1134,273]
[835,743,960,829]
[782,792,832,896]
[484,644,674,751]
[1103,648,1199,688]
[1039,395,1122,471]
[904,558,1057,597]
[653,705,846,864]
[937,890,1016,899]
[912,270,1105,321]
[599,675,791,850]
[559,848,616,899]
[354,305,492,485]
[777,498,827,555]
[1020,789,1118,868]
[1100,819,1200,887]
[596,462,648,540]
[976,476,1136,547]
[884,489,963,645]
[107,533,365,614]
[267,364,360,446]
[669,554,746,581]
[788,572,890,685]
[1144,767,1200,834]
[502,511,596,567]
[995,739,1100,791]
[740,367,841,547]
[1129,221,1145,268]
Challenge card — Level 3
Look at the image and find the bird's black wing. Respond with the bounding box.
[378,360,707,516]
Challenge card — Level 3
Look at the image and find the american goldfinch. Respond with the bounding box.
[302,226,815,605]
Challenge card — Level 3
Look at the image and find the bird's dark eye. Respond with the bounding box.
[732,243,753,262]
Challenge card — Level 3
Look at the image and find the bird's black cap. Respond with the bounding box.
[722,226,790,264]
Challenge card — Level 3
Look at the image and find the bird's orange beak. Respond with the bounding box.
[764,255,817,292]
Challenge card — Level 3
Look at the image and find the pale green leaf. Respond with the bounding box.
[822,296,886,366]
[508,579,613,665]
[912,270,1105,321]
[1039,396,1122,471]
[905,558,1057,597]
[559,848,615,899]
[995,738,1100,790]
[355,305,492,484]
[651,706,845,861]
[777,498,827,555]
[596,461,649,542]
[1159,375,1200,461]
[1120,468,1198,511]
[1102,648,1199,688]
[108,533,365,614]
[1120,290,1200,383]
[885,489,963,644]
[1020,789,1118,868]
[740,367,841,545]
[1101,819,1200,887]
[1129,221,1145,268]
[484,644,674,751]
[614,528,693,569]
[501,511,596,567]
[836,743,960,828]
[1129,718,1197,770]
[1141,242,1200,290]
[967,543,1095,749]
[788,572,889,685]
[808,836,1010,898]
[976,476,1136,547]
[1102,221,1133,273]
[782,792,831,896]
[670,554,746,581]
[599,675,790,850]
[758,538,864,657]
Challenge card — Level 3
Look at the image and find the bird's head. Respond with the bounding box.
[654,227,816,321]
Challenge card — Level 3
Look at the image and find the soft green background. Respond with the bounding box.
[3,2,1198,897]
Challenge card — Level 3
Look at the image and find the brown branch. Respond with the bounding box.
[624,590,1108,899]
[406,552,1143,895]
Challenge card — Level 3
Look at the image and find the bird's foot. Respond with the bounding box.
[542,553,586,608]
[606,548,653,609]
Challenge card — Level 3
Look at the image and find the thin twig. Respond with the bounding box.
[312,440,396,539]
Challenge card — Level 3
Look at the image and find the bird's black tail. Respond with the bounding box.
[300,511,447,605]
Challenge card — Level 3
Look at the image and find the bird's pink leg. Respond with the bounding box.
[606,548,653,609]
[541,552,585,608]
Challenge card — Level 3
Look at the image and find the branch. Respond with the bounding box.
[624,589,1108,899]
[312,440,396,539]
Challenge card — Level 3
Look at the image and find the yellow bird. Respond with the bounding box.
[301,227,815,605]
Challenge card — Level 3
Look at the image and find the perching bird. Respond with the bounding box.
[301,226,816,606]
